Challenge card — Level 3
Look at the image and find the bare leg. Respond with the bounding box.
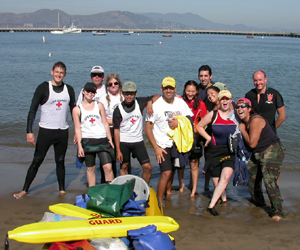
[119,162,129,176]
[142,163,152,184]
[178,167,185,193]
[86,166,96,187]
[208,167,233,208]
[166,171,175,195]
[158,170,172,205]
[102,163,114,182]
[190,159,199,197]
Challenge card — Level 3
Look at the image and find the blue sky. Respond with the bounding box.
[2,0,300,31]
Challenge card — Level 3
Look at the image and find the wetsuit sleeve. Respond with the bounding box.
[66,84,76,112]
[26,82,49,133]
[136,96,153,114]
[113,106,122,129]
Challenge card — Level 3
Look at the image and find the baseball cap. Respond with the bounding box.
[91,66,104,73]
[236,98,252,107]
[83,82,97,93]
[218,90,232,100]
[123,81,137,92]
[162,77,176,88]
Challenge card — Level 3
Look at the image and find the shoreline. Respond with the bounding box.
[1,162,300,249]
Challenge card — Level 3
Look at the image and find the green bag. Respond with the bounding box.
[87,178,136,217]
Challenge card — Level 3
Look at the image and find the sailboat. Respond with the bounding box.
[42,36,46,43]
[51,13,63,34]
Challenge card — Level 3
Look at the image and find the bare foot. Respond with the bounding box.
[59,190,66,196]
[166,190,173,195]
[190,192,198,198]
[179,183,185,193]
[13,191,27,199]
[272,215,282,222]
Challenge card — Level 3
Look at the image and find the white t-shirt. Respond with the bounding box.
[99,93,123,121]
[76,85,106,106]
[146,96,193,148]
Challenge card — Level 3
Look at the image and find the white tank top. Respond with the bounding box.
[39,81,70,129]
[79,102,107,139]
[119,100,143,143]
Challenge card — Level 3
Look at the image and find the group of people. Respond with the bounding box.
[13,62,286,221]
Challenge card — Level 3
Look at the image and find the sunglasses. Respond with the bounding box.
[236,104,249,109]
[91,73,104,78]
[108,82,119,87]
[85,90,96,94]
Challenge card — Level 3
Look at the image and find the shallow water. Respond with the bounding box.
[0,32,298,169]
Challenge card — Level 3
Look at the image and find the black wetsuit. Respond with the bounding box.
[23,81,75,192]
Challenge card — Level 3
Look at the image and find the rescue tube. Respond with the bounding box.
[8,216,179,244]
[49,203,103,219]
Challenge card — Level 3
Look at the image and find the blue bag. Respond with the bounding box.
[128,225,176,250]
[122,193,146,217]
[75,194,90,208]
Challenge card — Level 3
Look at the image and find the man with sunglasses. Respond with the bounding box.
[113,81,159,184]
[145,77,193,206]
[245,70,285,134]
[76,66,106,105]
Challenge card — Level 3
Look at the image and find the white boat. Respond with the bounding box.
[63,23,82,34]
[9,29,14,33]
[93,32,107,36]
[124,31,134,35]
[51,30,64,34]
[51,13,63,34]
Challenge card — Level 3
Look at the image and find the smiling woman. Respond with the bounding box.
[197,90,237,216]
[237,97,285,221]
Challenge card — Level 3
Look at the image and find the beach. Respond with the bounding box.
[1,159,300,250]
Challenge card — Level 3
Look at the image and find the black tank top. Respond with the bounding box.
[247,114,279,153]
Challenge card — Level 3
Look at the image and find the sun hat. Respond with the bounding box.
[218,90,232,100]
[83,82,97,92]
[91,66,104,73]
[236,97,252,107]
[162,77,176,88]
[122,81,137,92]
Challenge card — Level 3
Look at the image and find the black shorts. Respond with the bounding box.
[159,147,175,172]
[210,159,235,178]
[120,141,150,165]
[85,151,112,167]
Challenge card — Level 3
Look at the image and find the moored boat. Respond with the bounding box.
[162,34,172,37]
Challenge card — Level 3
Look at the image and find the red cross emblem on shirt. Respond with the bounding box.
[56,102,62,108]
[90,118,95,124]
[130,118,136,124]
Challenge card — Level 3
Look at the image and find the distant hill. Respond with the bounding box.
[141,12,262,32]
[0,9,263,31]
[0,9,193,30]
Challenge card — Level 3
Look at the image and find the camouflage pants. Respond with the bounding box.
[247,142,285,216]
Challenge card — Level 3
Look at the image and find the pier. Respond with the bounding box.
[1,27,300,37]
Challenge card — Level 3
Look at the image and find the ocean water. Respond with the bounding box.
[0,32,298,169]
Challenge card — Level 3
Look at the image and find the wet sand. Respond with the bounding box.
[1,162,300,250]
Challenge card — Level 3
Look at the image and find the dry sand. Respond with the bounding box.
[1,162,300,250]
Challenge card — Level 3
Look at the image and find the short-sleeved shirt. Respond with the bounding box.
[245,86,284,132]
[146,96,193,149]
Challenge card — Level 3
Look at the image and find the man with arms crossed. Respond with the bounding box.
[245,70,285,134]
[14,61,75,199]
[145,77,193,205]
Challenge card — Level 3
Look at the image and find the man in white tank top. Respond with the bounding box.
[113,81,156,184]
[13,62,76,199]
